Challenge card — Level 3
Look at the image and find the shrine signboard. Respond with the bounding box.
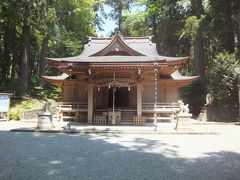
[0,93,12,120]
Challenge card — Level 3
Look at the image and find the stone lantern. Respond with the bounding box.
[36,102,53,129]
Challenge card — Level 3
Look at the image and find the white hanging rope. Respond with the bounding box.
[112,72,116,125]
[91,81,138,88]
[154,70,158,124]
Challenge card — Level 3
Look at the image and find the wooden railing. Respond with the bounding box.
[57,102,180,123]
[142,103,180,123]
[57,102,88,121]
[93,114,107,125]
[142,103,180,113]
[58,102,88,111]
[133,116,146,125]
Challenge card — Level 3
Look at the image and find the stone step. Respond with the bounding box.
[120,122,133,125]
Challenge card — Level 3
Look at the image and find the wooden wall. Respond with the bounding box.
[77,81,88,102]
[142,83,179,103]
[95,87,109,109]
[62,80,179,104]
[62,84,76,102]
[62,81,88,102]
[165,87,178,102]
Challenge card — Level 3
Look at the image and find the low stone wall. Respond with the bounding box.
[21,106,58,120]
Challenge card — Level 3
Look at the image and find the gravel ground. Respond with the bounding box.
[0,127,240,180]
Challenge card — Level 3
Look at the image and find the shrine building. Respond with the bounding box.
[43,32,198,125]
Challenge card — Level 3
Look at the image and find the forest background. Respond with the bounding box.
[0,0,239,120]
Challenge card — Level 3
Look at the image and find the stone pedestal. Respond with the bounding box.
[37,112,53,129]
[175,113,192,130]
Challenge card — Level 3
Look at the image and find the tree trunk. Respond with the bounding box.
[191,0,205,81]
[236,30,240,58]
[118,1,123,32]
[222,2,234,53]
[39,34,49,84]
[191,0,203,18]
[20,4,31,94]
[194,31,205,79]
[0,40,2,82]
[150,0,158,51]
[3,26,11,81]
[10,20,17,80]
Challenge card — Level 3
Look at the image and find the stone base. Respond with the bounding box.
[36,114,53,129]
[175,113,192,130]
[178,113,192,121]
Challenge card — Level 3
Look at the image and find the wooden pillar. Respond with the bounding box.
[88,84,93,124]
[137,84,142,116]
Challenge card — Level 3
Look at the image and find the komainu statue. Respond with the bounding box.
[177,100,189,114]
[43,101,51,113]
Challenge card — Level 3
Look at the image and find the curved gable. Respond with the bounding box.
[90,32,145,56]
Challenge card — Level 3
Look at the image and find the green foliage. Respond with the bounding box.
[43,84,62,101]
[104,0,134,31]
[206,0,240,52]
[180,83,207,115]
[145,0,240,118]
[21,101,32,109]
[9,110,21,121]
[0,0,98,92]
[122,11,150,36]
[147,0,186,56]
[209,52,239,114]
[30,76,62,101]
[48,0,97,57]
[181,16,202,40]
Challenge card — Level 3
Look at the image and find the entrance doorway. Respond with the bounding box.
[109,87,129,108]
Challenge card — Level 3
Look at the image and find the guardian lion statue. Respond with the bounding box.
[177,100,189,114]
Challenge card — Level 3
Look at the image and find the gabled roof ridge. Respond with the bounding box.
[89,32,145,56]
[88,35,153,41]
[88,37,111,41]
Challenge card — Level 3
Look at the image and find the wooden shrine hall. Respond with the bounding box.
[43,32,198,125]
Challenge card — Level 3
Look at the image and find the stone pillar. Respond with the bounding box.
[88,84,93,124]
[137,84,142,116]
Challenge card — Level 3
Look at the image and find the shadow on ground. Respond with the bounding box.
[0,131,239,180]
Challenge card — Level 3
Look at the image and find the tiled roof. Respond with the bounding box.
[46,32,187,63]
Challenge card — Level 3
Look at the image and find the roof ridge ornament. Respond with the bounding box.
[114,31,124,41]
[116,31,121,36]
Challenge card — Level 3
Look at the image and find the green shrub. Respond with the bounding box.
[30,75,62,101]
[21,101,32,109]
[209,52,239,117]
[9,110,21,121]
